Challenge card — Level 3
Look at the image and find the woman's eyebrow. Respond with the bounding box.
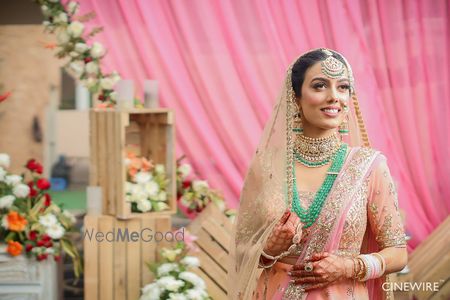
[311,77,350,83]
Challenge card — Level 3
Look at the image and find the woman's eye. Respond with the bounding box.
[313,83,326,89]
[340,85,350,90]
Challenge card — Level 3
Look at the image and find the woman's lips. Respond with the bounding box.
[320,107,340,117]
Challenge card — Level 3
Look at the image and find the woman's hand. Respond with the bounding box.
[288,252,354,292]
[263,210,300,257]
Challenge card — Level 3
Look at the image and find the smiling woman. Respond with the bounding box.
[229,48,407,300]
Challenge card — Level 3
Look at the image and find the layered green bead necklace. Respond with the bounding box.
[292,139,348,228]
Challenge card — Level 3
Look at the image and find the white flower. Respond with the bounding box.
[54,12,68,23]
[179,272,205,289]
[180,256,200,268]
[155,164,165,174]
[13,184,30,198]
[144,181,159,197]
[68,1,79,15]
[110,91,118,101]
[85,61,99,74]
[0,195,15,209]
[75,42,89,53]
[90,42,105,58]
[42,20,51,27]
[156,276,184,292]
[140,282,161,300]
[153,202,169,211]
[5,175,22,186]
[180,196,191,207]
[0,167,5,181]
[161,248,182,262]
[41,5,50,16]
[46,223,65,239]
[69,61,85,77]
[214,200,226,212]
[136,199,152,212]
[67,21,84,38]
[56,30,70,45]
[0,153,10,168]
[1,216,8,229]
[135,171,152,184]
[45,248,55,254]
[63,210,76,224]
[111,71,121,83]
[186,289,208,300]
[192,180,208,192]
[178,164,191,178]
[39,214,58,227]
[100,77,116,90]
[157,262,179,276]
[83,77,98,90]
[157,191,167,201]
[169,293,188,300]
[69,51,81,58]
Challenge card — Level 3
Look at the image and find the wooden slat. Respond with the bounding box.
[106,111,116,215]
[195,249,228,291]
[194,228,229,271]
[97,113,108,214]
[98,216,114,300]
[113,220,127,299]
[83,215,99,300]
[127,219,142,300]
[141,217,156,284]
[89,111,99,186]
[117,112,130,218]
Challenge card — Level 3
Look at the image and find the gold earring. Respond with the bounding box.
[339,113,349,135]
[293,103,303,133]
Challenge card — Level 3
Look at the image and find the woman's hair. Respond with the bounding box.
[291,49,347,97]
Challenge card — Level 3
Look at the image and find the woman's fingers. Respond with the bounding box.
[303,282,329,292]
[291,275,327,285]
[279,211,291,224]
[305,252,329,262]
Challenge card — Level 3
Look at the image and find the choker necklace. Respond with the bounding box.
[294,133,342,167]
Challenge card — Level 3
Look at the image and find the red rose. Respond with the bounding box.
[182,180,192,189]
[36,178,51,190]
[29,231,38,241]
[84,57,93,63]
[26,159,38,171]
[54,255,61,262]
[35,163,43,174]
[25,244,33,252]
[37,240,45,247]
[41,234,51,242]
[44,241,53,248]
[98,94,105,101]
[37,253,48,261]
[44,194,51,206]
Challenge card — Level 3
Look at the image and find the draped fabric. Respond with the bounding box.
[76,0,449,248]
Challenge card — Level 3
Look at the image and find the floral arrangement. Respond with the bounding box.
[140,230,211,300]
[35,0,120,106]
[176,158,236,222]
[125,152,170,213]
[0,153,82,277]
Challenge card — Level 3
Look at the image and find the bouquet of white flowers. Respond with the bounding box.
[140,231,211,300]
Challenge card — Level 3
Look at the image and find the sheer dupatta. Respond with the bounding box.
[228,49,378,299]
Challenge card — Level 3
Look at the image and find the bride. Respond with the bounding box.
[229,48,407,299]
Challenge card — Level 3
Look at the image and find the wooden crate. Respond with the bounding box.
[90,108,176,219]
[408,216,450,300]
[187,204,232,300]
[84,214,172,300]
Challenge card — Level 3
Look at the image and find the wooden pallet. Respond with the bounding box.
[408,216,450,300]
[84,214,172,300]
[187,204,232,300]
[89,108,176,219]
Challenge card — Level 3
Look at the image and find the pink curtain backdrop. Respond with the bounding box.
[76,0,449,248]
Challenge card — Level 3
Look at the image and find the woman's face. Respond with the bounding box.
[297,61,351,135]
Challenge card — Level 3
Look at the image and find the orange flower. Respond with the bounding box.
[6,211,27,232]
[7,240,23,256]
[128,167,138,177]
[141,158,153,171]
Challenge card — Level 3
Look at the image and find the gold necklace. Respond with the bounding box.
[294,133,342,167]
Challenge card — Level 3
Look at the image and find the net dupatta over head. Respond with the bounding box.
[228,48,373,299]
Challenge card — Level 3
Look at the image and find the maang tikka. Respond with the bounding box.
[321,49,346,78]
